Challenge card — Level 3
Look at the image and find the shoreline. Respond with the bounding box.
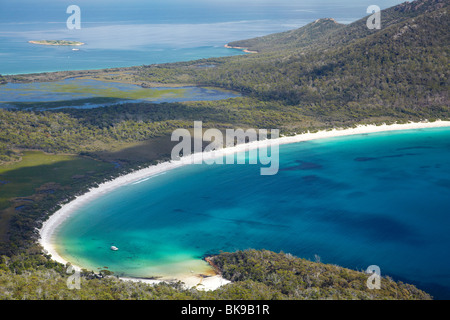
[38,120,450,290]
[224,44,258,54]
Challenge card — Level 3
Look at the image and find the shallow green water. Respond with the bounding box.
[0,78,240,109]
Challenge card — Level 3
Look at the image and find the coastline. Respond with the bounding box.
[224,44,258,54]
[38,120,450,290]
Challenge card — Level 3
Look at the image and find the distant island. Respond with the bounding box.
[28,40,85,46]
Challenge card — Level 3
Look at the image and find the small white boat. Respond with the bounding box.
[72,48,79,51]
[110,246,119,251]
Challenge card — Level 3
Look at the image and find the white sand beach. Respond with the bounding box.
[224,44,258,53]
[38,120,450,290]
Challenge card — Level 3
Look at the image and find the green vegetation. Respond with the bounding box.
[0,108,190,162]
[0,0,448,300]
[36,82,187,100]
[133,0,449,112]
[0,151,113,210]
[0,98,320,164]
[227,18,345,53]
[209,250,431,300]
[0,151,114,245]
[0,82,189,109]
[0,249,432,300]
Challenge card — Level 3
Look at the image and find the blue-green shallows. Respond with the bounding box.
[55,127,450,298]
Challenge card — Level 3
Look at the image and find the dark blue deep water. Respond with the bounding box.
[56,127,450,299]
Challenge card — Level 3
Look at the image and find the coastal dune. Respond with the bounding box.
[38,120,450,290]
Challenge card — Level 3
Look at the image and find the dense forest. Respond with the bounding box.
[134,0,449,109]
[0,249,431,300]
[0,0,448,300]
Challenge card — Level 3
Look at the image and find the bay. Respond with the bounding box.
[55,127,450,299]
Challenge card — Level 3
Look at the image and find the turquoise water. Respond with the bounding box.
[0,0,404,75]
[55,127,450,298]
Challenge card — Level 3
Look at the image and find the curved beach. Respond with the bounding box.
[38,120,450,290]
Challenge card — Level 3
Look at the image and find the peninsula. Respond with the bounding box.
[28,40,84,46]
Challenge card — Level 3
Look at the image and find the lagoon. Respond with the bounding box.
[0,78,240,110]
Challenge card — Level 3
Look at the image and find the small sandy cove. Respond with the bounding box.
[39,120,450,291]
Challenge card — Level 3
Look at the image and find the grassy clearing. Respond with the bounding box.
[0,151,114,240]
[0,151,113,210]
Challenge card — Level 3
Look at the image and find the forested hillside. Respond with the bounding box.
[228,0,448,53]
[137,0,449,112]
[227,18,345,53]
[0,249,432,300]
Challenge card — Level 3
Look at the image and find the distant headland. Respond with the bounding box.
[28,40,85,46]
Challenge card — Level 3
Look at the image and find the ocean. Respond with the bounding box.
[55,127,450,299]
[0,0,404,75]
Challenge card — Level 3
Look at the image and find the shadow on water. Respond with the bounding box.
[354,153,420,162]
[0,97,125,110]
[0,78,241,111]
[309,207,424,245]
[280,160,323,171]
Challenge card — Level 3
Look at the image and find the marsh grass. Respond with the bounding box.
[0,151,113,210]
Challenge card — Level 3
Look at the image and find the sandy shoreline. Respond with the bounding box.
[224,44,258,54]
[38,120,450,290]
